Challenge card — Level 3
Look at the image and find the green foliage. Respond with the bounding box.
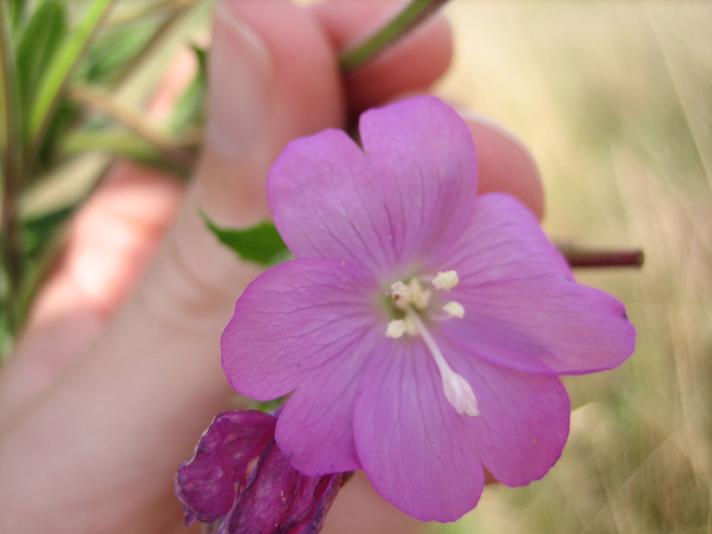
[27,0,115,146]
[8,0,27,32]
[169,45,207,134]
[78,20,155,85]
[202,214,290,266]
[16,0,66,118]
[21,203,75,260]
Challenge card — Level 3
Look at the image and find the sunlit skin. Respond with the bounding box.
[0,1,543,533]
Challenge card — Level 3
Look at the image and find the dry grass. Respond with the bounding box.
[434,1,712,533]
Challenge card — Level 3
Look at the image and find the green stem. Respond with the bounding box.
[340,0,450,71]
[0,1,23,335]
[26,0,117,165]
[59,129,161,161]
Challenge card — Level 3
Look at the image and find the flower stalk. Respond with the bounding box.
[558,243,644,269]
[340,0,451,71]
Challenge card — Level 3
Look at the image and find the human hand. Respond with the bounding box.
[0,1,542,533]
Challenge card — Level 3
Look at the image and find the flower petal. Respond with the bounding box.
[353,338,485,522]
[359,95,478,268]
[444,193,636,374]
[444,345,571,486]
[223,442,347,534]
[268,128,396,271]
[175,411,275,524]
[275,332,381,475]
[222,258,376,400]
[268,96,478,273]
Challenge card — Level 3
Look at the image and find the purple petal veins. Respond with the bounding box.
[221,95,636,521]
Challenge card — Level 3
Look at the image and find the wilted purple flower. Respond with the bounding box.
[221,96,636,521]
[176,410,347,533]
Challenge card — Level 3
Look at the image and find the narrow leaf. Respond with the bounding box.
[27,0,115,147]
[201,214,289,266]
[9,0,26,32]
[16,0,66,109]
[21,203,76,259]
[77,17,154,85]
[169,45,207,134]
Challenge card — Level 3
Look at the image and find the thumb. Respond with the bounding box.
[137,0,347,319]
[196,0,343,225]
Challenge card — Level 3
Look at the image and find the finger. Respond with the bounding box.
[312,0,453,112]
[0,163,183,426]
[464,113,545,219]
[323,472,423,534]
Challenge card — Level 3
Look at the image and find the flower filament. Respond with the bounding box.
[384,271,479,417]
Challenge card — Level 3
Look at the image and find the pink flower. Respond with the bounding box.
[221,96,635,521]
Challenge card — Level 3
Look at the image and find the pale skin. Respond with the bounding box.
[0,1,544,533]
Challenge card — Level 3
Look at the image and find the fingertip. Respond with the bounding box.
[463,113,545,219]
[312,0,453,111]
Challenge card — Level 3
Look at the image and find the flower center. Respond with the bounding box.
[384,271,479,417]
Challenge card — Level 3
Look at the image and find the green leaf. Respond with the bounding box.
[16,0,66,111]
[201,214,289,266]
[77,20,155,85]
[27,0,115,147]
[34,97,80,170]
[169,44,207,134]
[9,0,26,32]
[21,203,76,260]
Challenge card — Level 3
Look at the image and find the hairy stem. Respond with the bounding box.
[340,0,450,71]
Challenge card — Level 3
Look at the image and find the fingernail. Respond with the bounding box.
[207,0,273,157]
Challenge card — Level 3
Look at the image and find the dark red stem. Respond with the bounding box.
[558,244,644,269]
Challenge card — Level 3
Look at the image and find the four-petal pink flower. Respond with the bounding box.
[221,96,635,521]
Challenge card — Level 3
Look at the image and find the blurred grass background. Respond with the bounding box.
[435,1,712,533]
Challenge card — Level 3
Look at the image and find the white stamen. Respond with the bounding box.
[432,270,459,291]
[386,319,408,339]
[408,279,431,310]
[406,310,479,417]
[442,301,465,319]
